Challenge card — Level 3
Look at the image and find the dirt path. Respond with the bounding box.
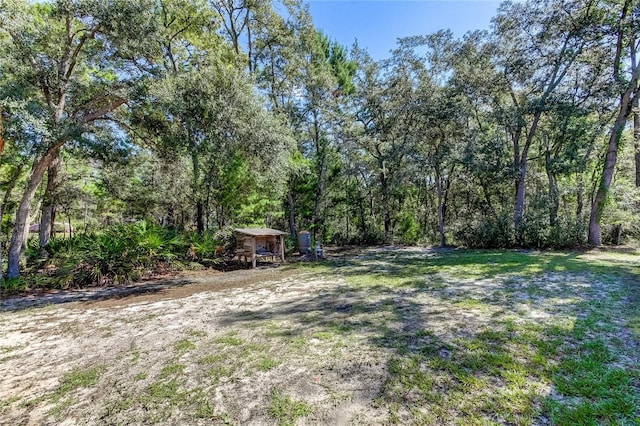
[1,265,300,312]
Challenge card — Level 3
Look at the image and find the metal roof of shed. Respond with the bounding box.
[234,228,288,236]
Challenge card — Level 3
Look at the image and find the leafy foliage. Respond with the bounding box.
[25,222,231,288]
[2,0,640,284]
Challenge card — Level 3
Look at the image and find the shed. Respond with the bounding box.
[234,228,288,268]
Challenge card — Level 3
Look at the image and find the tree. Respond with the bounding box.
[128,0,294,232]
[0,0,161,278]
[493,0,603,243]
[588,0,640,245]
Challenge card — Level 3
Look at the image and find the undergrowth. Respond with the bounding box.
[10,221,232,291]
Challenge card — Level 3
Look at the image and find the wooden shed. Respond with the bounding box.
[234,228,287,268]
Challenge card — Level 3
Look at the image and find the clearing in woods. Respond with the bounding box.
[0,247,638,425]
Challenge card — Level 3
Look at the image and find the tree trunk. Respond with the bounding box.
[196,201,204,234]
[513,109,541,245]
[39,151,62,255]
[190,146,204,234]
[513,161,527,244]
[435,165,446,248]
[545,151,559,227]
[7,150,58,278]
[588,102,633,245]
[0,108,4,282]
[0,165,24,282]
[167,203,175,229]
[287,190,296,239]
[311,111,325,238]
[0,106,4,156]
[634,98,639,187]
[576,173,584,218]
[479,178,499,221]
[22,199,40,262]
[380,167,390,241]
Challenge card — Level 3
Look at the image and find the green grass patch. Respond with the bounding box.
[134,372,148,381]
[256,356,280,372]
[312,331,333,340]
[208,365,235,383]
[454,298,492,311]
[268,388,312,426]
[547,337,637,423]
[160,363,185,378]
[198,354,224,365]
[53,365,103,401]
[174,339,196,352]
[144,379,186,404]
[289,337,307,349]
[214,336,244,346]
[47,365,103,416]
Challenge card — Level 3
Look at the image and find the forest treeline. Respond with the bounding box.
[0,0,639,283]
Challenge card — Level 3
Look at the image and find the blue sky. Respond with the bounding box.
[307,1,502,59]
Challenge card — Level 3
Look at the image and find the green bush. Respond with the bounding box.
[37,221,221,288]
[1,277,27,292]
[454,213,513,248]
[396,212,420,244]
[520,210,549,248]
[455,211,587,250]
[547,217,587,248]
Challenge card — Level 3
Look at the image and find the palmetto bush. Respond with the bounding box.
[40,222,201,287]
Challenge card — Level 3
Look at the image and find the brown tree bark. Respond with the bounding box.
[311,111,326,240]
[588,102,635,245]
[0,108,4,282]
[435,161,453,248]
[287,190,296,239]
[513,112,541,244]
[634,98,639,187]
[7,147,61,278]
[588,2,638,245]
[380,165,391,241]
[545,150,559,227]
[0,106,4,156]
[39,150,62,255]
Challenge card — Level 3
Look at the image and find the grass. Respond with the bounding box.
[3,247,638,425]
[256,356,280,371]
[53,366,103,400]
[47,365,103,418]
[214,335,244,346]
[160,362,186,378]
[298,248,639,424]
[174,339,196,352]
[187,329,207,337]
[268,388,312,426]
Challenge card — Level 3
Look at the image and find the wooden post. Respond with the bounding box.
[251,236,257,268]
[280,235,285,262]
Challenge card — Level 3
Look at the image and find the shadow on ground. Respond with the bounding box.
[0,278,194,312]
[217,247,639,423]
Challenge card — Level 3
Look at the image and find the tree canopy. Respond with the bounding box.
[1,0,639,282]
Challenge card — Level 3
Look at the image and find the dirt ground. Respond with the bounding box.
[0,246,637,425]
[1,250,387,425]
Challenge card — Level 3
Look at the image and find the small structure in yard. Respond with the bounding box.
[234,228,287,268]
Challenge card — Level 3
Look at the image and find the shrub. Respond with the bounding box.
[520,210,549,248]
[396,212,420,244]
[547,217,587,248]
[454,213,513,248]
[41,221,198,287]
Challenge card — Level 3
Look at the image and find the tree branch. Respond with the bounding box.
[81,98,127,124]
